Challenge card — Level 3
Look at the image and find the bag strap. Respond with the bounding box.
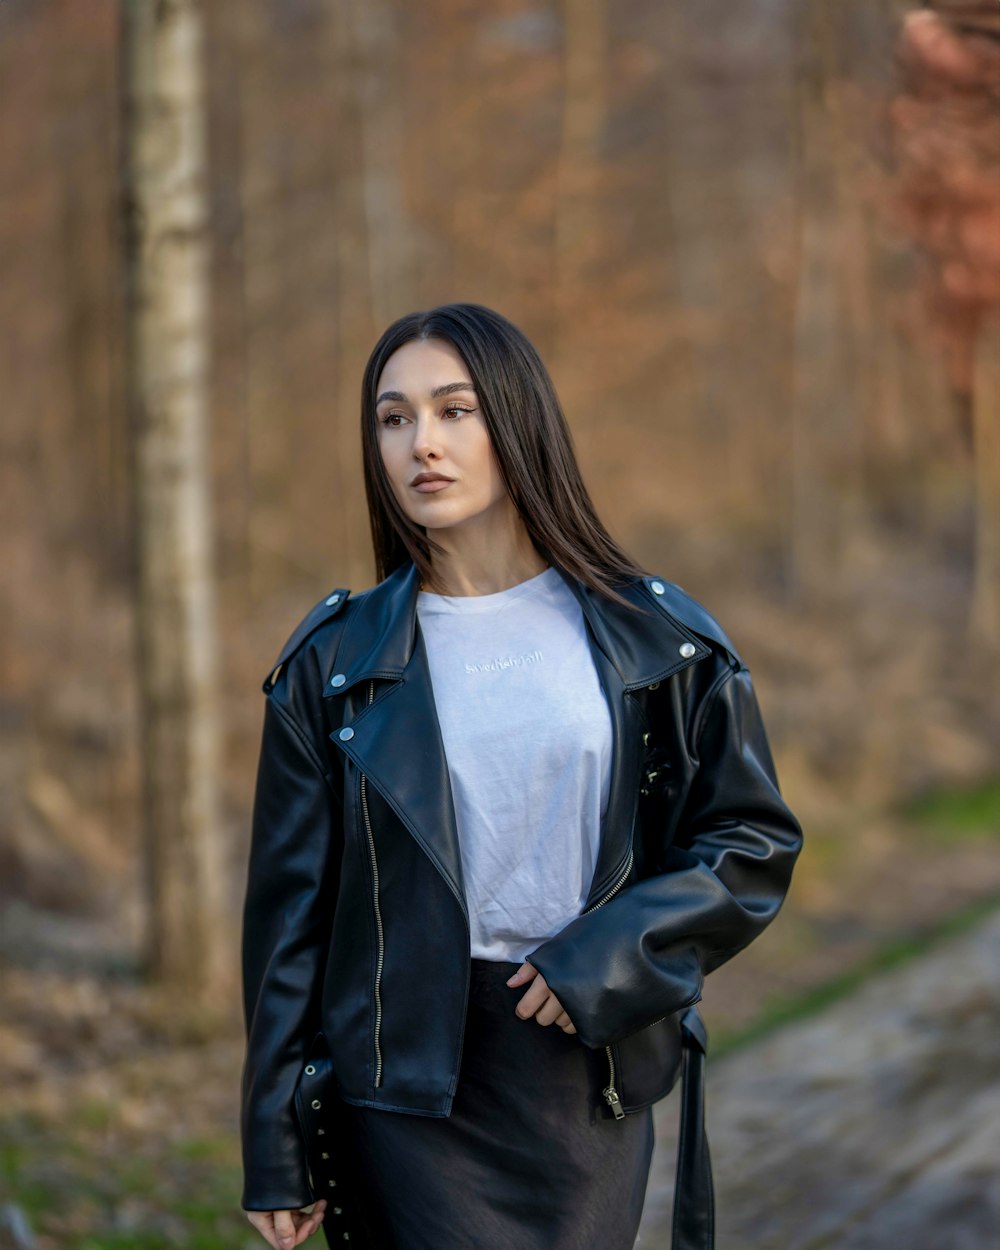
[295,1032,374,1248]
[672,1005,715,1250]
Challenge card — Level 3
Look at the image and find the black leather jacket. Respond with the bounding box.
[239,560,802,1216]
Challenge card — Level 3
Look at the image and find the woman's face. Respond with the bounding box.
[375,337,512,538]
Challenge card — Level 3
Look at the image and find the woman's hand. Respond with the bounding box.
[507,962,577,1033]
[245,1199,327,1249]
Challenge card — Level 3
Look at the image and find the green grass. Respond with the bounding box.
[168,1135,235,1164]
[75,1098,116,1133]
[0,1113,253,1250]
[902,777,1000,843]
[75,1237,175,1250]
[710,893,1000,1058]
[728,777,1000,1060]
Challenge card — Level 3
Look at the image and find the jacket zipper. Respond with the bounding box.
[603,1046,625,1120]
[583,848,634,1120]
[360,679,386,1088]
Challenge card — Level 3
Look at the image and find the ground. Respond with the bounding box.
[1,786,998,1249]
[639,907,1000,1250]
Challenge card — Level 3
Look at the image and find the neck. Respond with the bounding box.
[421,516,548,597]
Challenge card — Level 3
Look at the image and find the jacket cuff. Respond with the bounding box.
[526,911,705,1050]
[241,1171,316,1214]
[240,1102,316,1212]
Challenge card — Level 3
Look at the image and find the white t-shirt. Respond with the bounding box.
[415,566,612,961]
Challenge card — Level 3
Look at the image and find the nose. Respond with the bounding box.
[411,412,443,463]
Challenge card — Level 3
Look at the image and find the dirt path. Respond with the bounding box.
[637,908,1000,1249]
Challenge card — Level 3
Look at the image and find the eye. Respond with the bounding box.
[443,406,475,419]
[379,411,410,427]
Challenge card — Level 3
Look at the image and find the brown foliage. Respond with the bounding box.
[887,6,1000,391]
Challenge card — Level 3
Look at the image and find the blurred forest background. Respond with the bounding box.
[0,0,997,1247]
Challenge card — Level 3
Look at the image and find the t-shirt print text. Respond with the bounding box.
[465,649,543,675]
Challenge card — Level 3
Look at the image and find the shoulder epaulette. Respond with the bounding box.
[262,588,351,693]
[641,575,743,669]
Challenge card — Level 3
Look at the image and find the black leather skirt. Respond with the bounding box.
[331,957,654,1250]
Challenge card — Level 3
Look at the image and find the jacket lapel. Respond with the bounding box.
[578,639,644,907]
[324,561,712,917]
[553,569,713,907]
[325,562,468,914]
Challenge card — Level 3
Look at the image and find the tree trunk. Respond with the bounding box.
[346,0,415,329]
[787,0,856,598]
[552,0,606,399]
[119,0,227,1010]
[969,309,1000,649]
[329,4,377,588]
[230,0,288,602]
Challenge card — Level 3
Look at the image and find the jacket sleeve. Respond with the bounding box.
[525,663,803,1050]
[239,690,340,1212]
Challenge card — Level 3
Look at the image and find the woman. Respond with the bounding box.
[240,303,802,1250]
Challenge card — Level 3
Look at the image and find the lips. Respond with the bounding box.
[410,472,455,493]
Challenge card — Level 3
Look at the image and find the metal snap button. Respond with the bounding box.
[325,593,340,606]
[305,1064,316,1075]
[339,727,354,742]
[311,1099,322,1109]
[679,642,696,658]
[648,681,660,691]
[650,580,665,595]
[330,673,346,687]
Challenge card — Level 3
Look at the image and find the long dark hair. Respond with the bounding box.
[360,302,648,607]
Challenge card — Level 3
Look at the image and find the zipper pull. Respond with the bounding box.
[603,1085,626,1120]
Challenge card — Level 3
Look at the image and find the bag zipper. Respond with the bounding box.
[583,848,634,1120]
[359,679,385,1088]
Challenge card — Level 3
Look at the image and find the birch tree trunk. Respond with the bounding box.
[120,0,227,1007]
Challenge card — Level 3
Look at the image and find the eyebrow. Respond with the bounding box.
[375,381,477,406]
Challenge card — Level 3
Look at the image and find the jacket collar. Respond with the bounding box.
[550,566,713,689]
[324,560,421,693]
[325,559,711,696]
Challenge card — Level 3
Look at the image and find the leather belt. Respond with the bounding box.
[673,1005,715,1250]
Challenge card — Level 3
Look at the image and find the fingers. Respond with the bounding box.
[534,994,566,1027]
[295,1200,327,1245]
[536,997,577,1031]
[506,961,538,987]
[513,973,550,1020]
[509,968,577,1032]
[555,1011,577,1034]
[535,995,577,1031]
[245,1211,281,1250]
[245,1204,326,1250]
[273,1211,298,1250]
